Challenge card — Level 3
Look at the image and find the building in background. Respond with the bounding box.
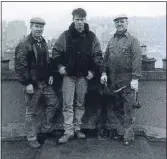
[2,20,27,69]
[5,20,27,51]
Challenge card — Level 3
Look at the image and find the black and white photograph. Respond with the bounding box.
[1,1,166,159]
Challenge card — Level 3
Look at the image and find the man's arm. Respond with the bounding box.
[130,37,142,91]
[52,32,66,71]
[100,43,111,84]
[15,43,32,86]
[131,37,142,79]
[91,36,103,75]
[102,43,110,74]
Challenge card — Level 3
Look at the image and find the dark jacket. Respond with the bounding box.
[15,33,51,86]
[102,31,142,89]
[52,22,102,77]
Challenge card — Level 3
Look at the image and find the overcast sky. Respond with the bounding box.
[2,1,166,38]
[2,2,166,22]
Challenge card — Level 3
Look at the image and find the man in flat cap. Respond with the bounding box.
[101,14,142,145]
[52,8,102,144]
[15,17,59,148]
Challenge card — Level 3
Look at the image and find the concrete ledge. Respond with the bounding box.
[1,70,18,80]
[1,123,26,140]
[1,123,166,142]
[141,70,166,81]
[134,125,166,142]
[1,69,166,81]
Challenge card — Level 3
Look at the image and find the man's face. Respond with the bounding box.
[73,15,86,32]
[30,23,44,37]
[114,19,128,32]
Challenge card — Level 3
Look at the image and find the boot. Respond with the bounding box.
[75,130,86,139]
[113,129,122,140]
[123,139,132,146]
[113,134,122,140]
[58,134,74,144]
[28,140,41,149]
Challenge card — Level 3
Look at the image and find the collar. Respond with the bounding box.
[32,35,43,43]
[124,31,131,39]
[29,33,45,44]
[69,22,89,37]
[114,30,130,39]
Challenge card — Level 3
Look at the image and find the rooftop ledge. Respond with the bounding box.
[1,69,166,81]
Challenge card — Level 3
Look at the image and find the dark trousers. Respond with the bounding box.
[25,81,59,141]
[100,87,136,140]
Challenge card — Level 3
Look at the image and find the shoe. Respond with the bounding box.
[123,139,131,146]
[113,134,122,140]
[75,131,86,139]
[28,140,41,149]
[112,130,122,140]
[97,132,107,140]
[58,134,74,144]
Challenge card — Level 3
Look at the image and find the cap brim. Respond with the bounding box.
[113,17,128,22]
[30,22,45,25]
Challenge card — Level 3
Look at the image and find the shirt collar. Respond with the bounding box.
[29,33,43,44]
[114,30,130,39]
[124,31,130,39]
[32,35,43,43]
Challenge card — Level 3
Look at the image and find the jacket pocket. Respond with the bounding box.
[108,44,116,54]
[121,45,131,57]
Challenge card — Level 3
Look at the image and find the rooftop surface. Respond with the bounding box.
[2,132,166,159]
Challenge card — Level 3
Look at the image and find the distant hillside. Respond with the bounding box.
[88,16,165,46]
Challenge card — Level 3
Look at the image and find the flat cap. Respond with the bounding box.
[113,14,128,22]
[30,17,46,25]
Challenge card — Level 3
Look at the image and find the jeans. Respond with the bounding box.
[62,76,88,135]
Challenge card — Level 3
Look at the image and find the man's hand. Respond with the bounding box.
[59,66,67,75]
[26,84,34,94]
[130,79,139,91]
[101,73,107,84]
[48,76,54,85]
[86,71,94,80]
